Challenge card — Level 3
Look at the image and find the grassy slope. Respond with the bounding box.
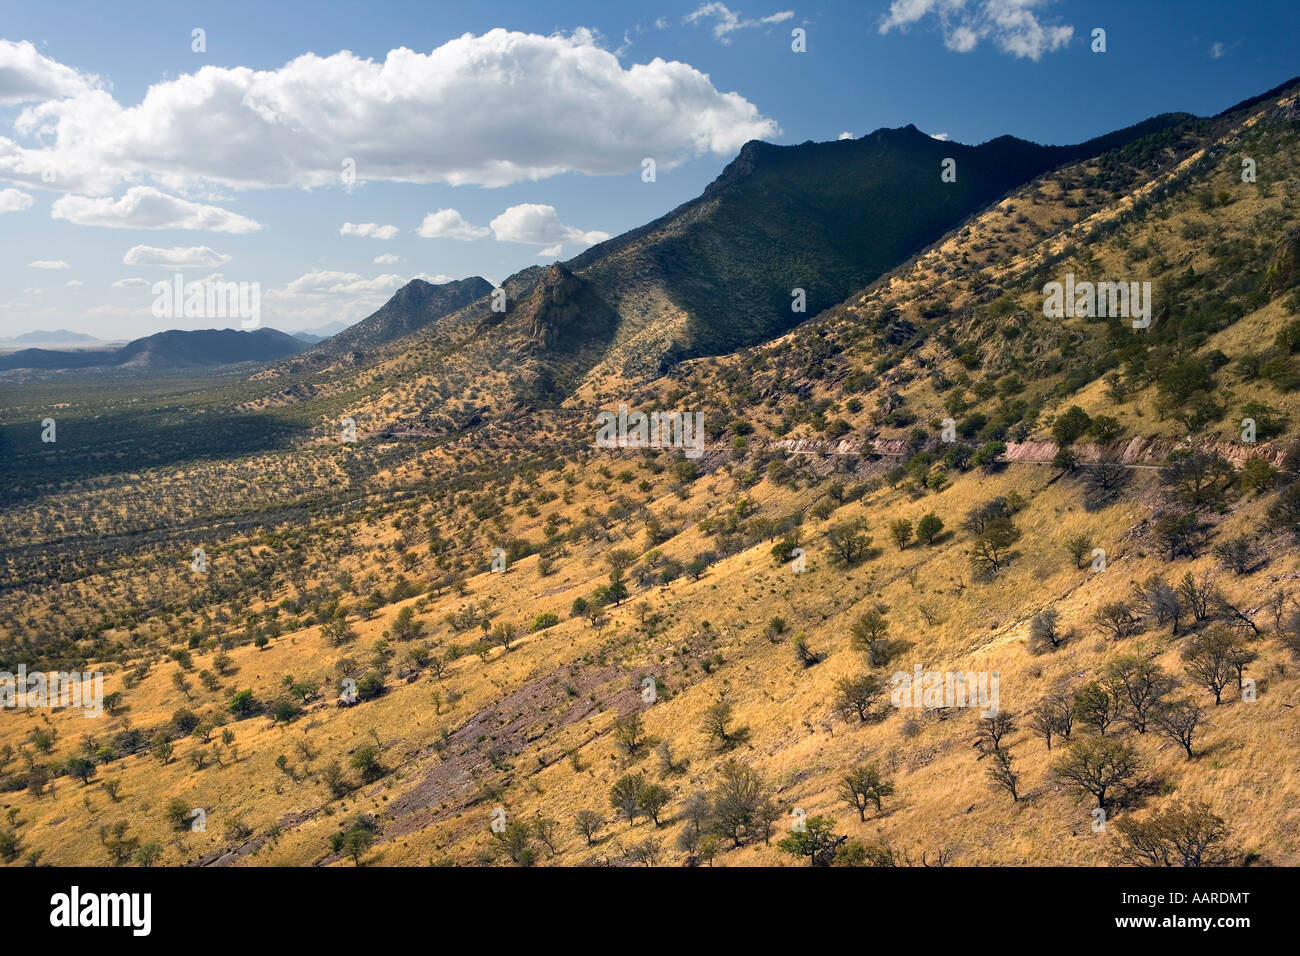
[3,85,1300,868]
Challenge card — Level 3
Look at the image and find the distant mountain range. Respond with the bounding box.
[290,320,352,344]
[0,329,118,349]
[0,327,308,373]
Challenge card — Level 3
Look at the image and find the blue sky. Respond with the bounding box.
[1,0,1296,341]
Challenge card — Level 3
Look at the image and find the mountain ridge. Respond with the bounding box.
[0,326,307,374]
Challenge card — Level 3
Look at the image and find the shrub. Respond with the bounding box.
[529,612,560,632]
[1052,406,1092,445]
[917,512,944,544]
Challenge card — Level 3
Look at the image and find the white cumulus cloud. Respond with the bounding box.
[281,269,403,296]
[0,29,778,195]
[879,0,1073,61]
[340,221,398,239]
[488,203,609,247]
[122,245,231,267]
[51,186,260,232]
[373,252,403,264]
[0,39,103,103]
[417,208,490,240]
[29,259,69,269]
[0,186,34,212]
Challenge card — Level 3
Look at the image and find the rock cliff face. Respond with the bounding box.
[1265,227,1300,296]
[519,264,584,350]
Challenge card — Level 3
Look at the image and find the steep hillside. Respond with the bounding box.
[294,275,494,360]
[567,113,1193,365]
[2,78,1300,871]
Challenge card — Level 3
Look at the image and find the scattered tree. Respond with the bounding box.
[1153,699,1205,759]
[987,747,1020,802]
[1052,738,1140,810]
[1111,801,1234,867]
[839,763,895,820]
[832,673,887,723]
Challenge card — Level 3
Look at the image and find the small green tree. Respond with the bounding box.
[1053,405,1092,446]
[391,606,423,642]
[165,798,192,830]
[637,783,672,826]
[65,756,96,785]
[134,842,164,867]
[1073,681,1124,736]
[777,816,840,866]
[826,518,872,565]
[613,712,645,757]
[350,744,384,783]
[917,513,944,545]
[1065,533,1094,569]
[702,700,747,750]
[150,733,174,765]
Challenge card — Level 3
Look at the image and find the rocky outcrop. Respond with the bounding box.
[520,264,584,350]
[1265,227,1300,297]
[766,434,1292,470]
